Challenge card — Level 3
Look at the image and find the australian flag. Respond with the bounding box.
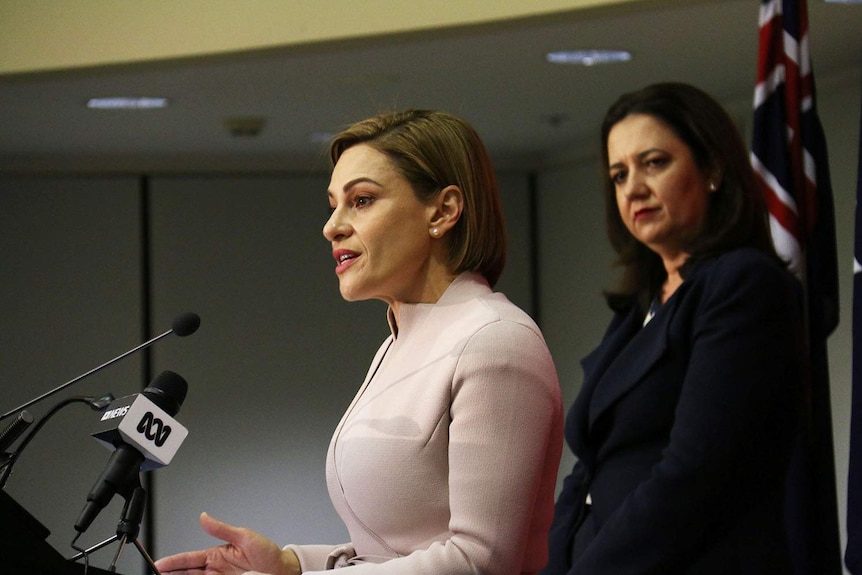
[750,1,842,574]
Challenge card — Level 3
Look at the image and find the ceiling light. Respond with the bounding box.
[545,50,632,66]
[86,97,169,110]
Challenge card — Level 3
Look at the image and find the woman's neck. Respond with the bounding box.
[660,273,683,303]
[660,253,688,303]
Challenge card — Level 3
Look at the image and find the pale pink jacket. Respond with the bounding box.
[286,273,563,575]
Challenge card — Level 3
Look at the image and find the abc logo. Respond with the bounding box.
[137,411,172,447]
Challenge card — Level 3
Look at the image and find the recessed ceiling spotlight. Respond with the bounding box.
[87,97,169,110]
[545,49,632,66]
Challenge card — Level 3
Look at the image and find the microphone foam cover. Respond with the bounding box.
[143,370,188,417]
[172,312,201,337]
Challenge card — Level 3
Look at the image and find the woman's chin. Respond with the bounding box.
[337,282,364,302]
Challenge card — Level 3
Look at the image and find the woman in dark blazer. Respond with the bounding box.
[544,82,803,574]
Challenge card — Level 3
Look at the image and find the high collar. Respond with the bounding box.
[386,272,490,338]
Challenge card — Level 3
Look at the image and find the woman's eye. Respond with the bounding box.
[353,196,372,208]
[610,171,626,185]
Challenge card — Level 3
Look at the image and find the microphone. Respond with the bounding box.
[91,371,189,471]
[74,370,189,534]
[0,312,200,421]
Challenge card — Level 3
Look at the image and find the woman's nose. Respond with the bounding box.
[621,174,648,199]
[323,209,351,241]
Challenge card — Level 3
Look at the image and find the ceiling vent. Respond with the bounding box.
[225,116,266,138]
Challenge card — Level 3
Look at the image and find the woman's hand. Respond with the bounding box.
[154,512,300,575]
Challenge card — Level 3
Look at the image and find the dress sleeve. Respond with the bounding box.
[443,320,563,575]
[284,544,356,572]
[571,255,803,574]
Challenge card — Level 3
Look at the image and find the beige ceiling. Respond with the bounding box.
[1,0,860,173]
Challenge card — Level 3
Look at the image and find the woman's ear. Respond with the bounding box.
[428,185,464,237]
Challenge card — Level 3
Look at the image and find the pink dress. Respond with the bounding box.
[287,273,563,575]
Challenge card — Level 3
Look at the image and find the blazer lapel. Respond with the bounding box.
[579,306,642,395]
[568,307,642,459]
[585,299,677,430]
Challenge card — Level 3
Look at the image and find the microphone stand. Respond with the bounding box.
[70,472,162,575]
[0,396,113,489]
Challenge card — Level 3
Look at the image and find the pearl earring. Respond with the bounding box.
[709,181,717,192]
[431,227,440,237]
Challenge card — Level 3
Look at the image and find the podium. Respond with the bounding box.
[0,489,118,575]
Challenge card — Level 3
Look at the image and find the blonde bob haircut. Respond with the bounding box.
[329,109,507,287]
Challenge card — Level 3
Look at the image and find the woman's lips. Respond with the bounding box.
[634,207,659,221]
[333,249,359,274]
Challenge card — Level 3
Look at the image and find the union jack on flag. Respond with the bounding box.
[751,0,838,314]
[750,1,841,574]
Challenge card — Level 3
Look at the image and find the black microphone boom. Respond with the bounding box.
[0,312,200,421]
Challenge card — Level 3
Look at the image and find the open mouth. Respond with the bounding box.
[334,250,359,273]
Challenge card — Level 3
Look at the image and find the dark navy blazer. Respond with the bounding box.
[545,248,803,575]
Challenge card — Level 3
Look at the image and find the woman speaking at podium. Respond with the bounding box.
[155,109,563,575]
